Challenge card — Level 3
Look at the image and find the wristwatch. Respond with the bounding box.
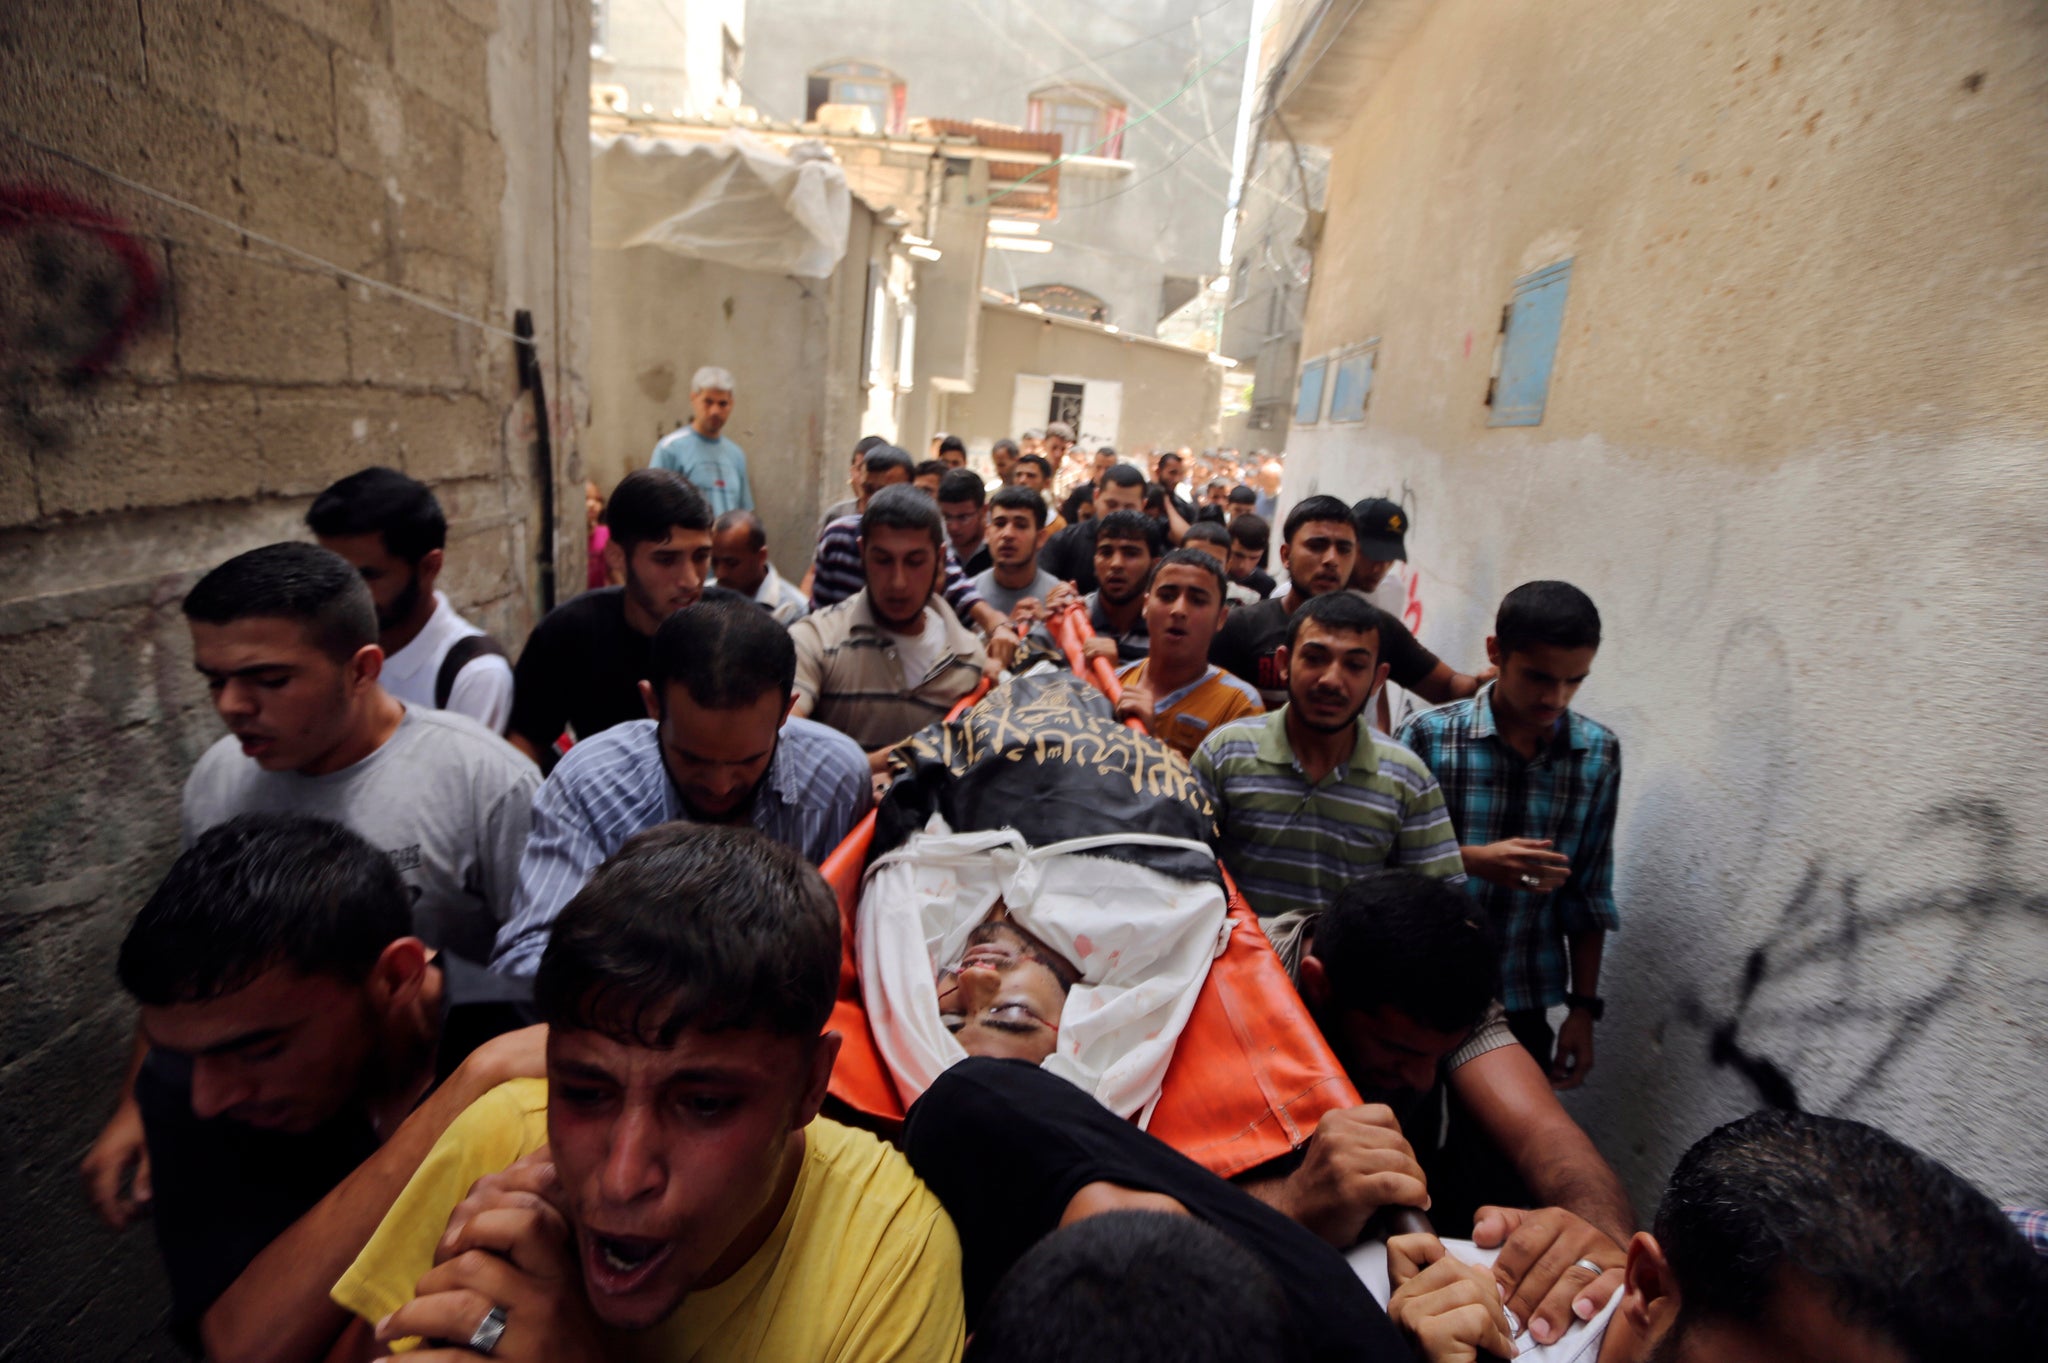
[1565,992,1606,1021]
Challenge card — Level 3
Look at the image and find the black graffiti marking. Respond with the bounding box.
[1695,798,2047,1114]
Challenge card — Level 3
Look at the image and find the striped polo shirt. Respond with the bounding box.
[791,589,990,751]
[1191,706,1466,918]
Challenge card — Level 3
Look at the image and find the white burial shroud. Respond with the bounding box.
[858,821,1232,1126]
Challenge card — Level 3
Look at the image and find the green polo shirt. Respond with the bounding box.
[1190,705,1466,918]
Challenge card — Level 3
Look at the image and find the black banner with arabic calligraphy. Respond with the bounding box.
[874,672,1220,884]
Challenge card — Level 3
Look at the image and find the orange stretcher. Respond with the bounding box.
[821,608,1364,1179]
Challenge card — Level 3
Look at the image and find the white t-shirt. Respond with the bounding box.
[181,706,539,964]
[1347,1237,1621,1363]
[378,592,514,733]
[886,608,949,689]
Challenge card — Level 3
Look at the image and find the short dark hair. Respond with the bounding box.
[966,1212,1290,1363]
[853,434,888,458]
[1282,494,1356,545]
[1093,509,1161,556]
[937,469,986,507]
[182,542,378,664]
[1181,520,1230,550]
[1146,546,1228,598]
[861,483,944,548]
[864,443,914,477]
[1226,484,1257,506]
[648,591,796,708]
[533,823,840,1044]
[991,437,1019,458]
[713,507,766,550]
[1100,463,1145,492]
[1655,1110,2048,1360]
[118,814,410,1006]
[1312,871,1497,1035]
[1495,580,1602,656]
[1285,589,1384,651]
[938,434,967,456]
[1228,512,1270,554]
[1015,453,1052,480]
[988,483,1048,527]
[914,458,951,483]
[606,467,712,552]
[306,467,446,564]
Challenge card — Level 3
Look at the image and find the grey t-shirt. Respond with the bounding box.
[181,706,540,964]
[972,565,1063,617]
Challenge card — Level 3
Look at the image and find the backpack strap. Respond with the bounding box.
[435,633,508,709]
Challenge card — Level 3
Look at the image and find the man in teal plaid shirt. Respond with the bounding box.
[1399,581,1620,1091]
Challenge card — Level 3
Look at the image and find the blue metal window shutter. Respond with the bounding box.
[1489,258,1573,427]
[1296,357,1328,425]
[1329,343,1377,423]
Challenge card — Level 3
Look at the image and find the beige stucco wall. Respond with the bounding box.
[586,155,902,573]
[946,303,1225,453]
[1282,0,2048,1210]
[0,1,588,1352]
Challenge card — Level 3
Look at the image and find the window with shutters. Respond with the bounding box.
[806,60,906,134]
[1328,342,1378,423]
[1027,85,1127,158]
[1295,356,1328,426]
[1487,259,1573,427]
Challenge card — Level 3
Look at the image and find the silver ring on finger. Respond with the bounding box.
[469,1304,508,1356]
[1572,1257,1604,1274]
[1519,873,1540,889]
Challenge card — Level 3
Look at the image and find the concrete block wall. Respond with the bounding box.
[0,1,587,1355]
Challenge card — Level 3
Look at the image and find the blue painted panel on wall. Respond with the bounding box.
[1329,344,1377,423]
[1296,356,1327,425]
[1489,258,1573,427]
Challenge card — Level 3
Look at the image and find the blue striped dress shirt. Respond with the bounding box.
[491,716,870,976]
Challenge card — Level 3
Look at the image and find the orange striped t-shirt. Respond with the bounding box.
[1119,659,1265,759]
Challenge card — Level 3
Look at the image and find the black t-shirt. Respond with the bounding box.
[1209,594,1440,708]
[1240,567,1278,599]
[138,958,534,1351]
[1038,519,1103,594]
[903,1058,1407,1363]
[507,587,652,754]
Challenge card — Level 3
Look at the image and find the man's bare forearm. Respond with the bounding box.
[198,1054,520,1363]
[1449,1045,1633,1243]
[1516,1127,1636,1245]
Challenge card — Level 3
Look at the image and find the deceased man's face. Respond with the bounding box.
[936,917,1076,1065]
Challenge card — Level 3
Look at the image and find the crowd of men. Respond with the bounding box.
[79,363,2045,1362]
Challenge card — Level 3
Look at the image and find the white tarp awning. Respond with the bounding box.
[591,130,852,279]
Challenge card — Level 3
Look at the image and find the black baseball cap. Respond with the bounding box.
[1351,498,1409,560]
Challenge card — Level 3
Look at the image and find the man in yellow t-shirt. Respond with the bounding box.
[330,823,964,1363]
[1113,551,1264,760]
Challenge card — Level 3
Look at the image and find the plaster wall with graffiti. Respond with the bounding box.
[1271,0,2048,1212]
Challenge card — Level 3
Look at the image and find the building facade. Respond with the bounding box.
[740,0,1254,339]
[1265,0,2048,1213]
